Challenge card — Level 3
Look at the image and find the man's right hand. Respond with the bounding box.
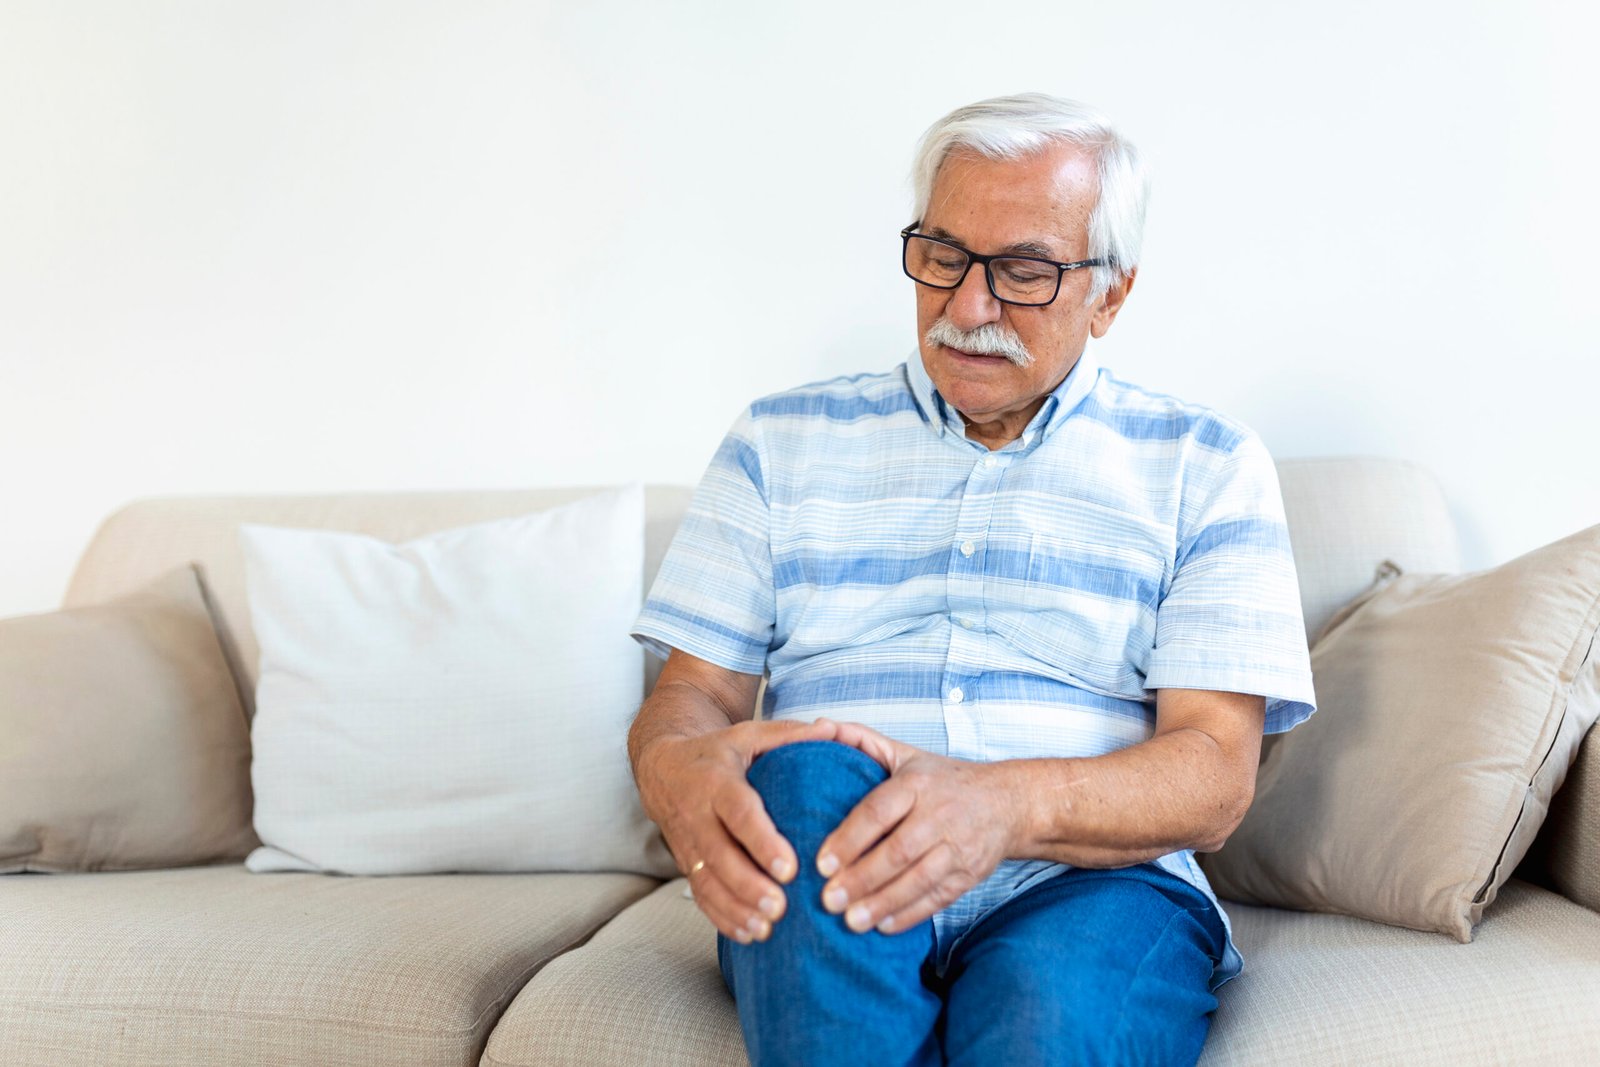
[635,717,861,944]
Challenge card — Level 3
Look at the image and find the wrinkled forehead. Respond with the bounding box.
[923,144,1098,255]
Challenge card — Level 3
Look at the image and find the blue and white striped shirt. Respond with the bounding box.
[632,341,1318,991]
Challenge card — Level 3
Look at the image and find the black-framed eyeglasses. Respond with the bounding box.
[899,221,1107,308]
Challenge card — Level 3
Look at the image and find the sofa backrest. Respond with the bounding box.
[60,457,1461,714]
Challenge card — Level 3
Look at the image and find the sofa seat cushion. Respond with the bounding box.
[483,879,744,1067]
[0,864,658,1067]
[484,877,1600,1067]
[1204,879,1600,1065]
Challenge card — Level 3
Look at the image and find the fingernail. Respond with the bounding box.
[748,916,771,940]
[759,893,783,919]
[877,915,897,933]
[817,852,839,877]
[771,856,796,882]
[823,885,848,913]
[733,927,751,944]
[846,904,872,932]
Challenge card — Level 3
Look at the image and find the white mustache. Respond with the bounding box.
[925,317,1034,368]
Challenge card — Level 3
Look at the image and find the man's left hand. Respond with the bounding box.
[811,717,1026,936]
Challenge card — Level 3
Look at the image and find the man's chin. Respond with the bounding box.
[936,378,1012,421]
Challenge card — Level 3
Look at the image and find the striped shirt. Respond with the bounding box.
[631,340,1318,991]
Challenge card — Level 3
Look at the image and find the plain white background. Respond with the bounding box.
[2,1,1597,618]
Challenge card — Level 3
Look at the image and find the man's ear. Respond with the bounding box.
[1088,268,1136,338]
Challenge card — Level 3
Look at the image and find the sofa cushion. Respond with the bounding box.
[482,877,1600,1067]
[1201,525,1600,941]
[482,879,745,1067]
[1202,879,1600,1066]
[0,563,257,873]
[0,864,658,1067]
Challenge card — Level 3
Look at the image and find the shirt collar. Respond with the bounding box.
[905,342,1101,451]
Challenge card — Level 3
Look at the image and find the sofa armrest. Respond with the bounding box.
[1542,725,1600,915]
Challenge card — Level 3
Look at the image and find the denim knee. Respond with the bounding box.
[746,739,888,861]
[720,739,890,991]
[721,738,943,1067]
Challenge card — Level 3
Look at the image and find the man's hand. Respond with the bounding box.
[635,717,862,945]
[809,718,1026,936]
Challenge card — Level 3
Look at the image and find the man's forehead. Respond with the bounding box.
[922,145,1096,255]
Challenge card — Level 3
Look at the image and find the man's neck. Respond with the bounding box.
[959,398,1048,451]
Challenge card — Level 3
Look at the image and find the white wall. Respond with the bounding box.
[3,0,1597,617]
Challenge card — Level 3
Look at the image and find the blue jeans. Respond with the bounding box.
[716,740,1226,1067]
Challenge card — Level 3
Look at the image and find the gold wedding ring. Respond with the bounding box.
[690,859,706,875]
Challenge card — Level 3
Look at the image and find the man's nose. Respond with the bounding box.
[945,262,1003,331]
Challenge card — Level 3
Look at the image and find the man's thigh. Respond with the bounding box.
[939,863,1225,1067]
[717,739,943,1067]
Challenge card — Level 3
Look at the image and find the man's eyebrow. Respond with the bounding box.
[923,225,1058,259]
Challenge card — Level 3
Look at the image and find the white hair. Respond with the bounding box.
[910,92,1150,304]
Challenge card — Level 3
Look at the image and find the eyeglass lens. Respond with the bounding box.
[903,236,1059,306]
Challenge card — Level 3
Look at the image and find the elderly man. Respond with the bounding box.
[627,92,1316,1066]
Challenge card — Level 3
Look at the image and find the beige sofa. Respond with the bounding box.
[4,458,1598,1066]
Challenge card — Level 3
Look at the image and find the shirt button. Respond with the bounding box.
[949,687,964,704]
[958,617,973,629]
[960,540,975,557]
[983,454,997,469]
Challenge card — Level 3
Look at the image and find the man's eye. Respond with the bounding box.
[1000,267,1050,284]
[933,258,965,271]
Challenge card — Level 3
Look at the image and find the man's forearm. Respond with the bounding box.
[989,727,1251,867]
[626,679,739,785]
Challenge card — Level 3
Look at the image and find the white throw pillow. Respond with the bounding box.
[240,484,675,877]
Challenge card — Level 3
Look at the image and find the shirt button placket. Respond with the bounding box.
[944,449,997,761]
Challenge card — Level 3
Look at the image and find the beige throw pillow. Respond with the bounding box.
[1199,524,1600,940]
[0,564,258,872]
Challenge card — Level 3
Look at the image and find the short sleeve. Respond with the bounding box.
[1142,431,1318,734]
[630,407,775,675]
